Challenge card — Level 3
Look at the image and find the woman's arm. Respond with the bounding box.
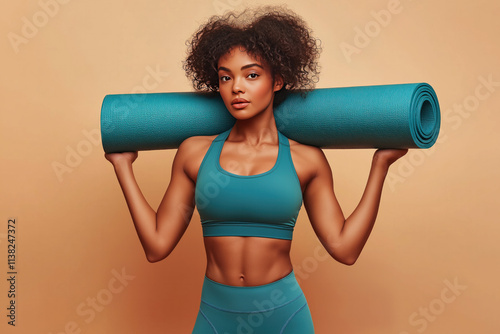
[105,140,197,263]
[303,148,407,265]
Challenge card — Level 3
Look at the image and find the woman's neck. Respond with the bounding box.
[229,109,279,147]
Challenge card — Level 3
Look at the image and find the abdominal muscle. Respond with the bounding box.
[187,135,299,287]
[203,236,293,286]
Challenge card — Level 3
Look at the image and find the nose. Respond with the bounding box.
[232,76,244,94]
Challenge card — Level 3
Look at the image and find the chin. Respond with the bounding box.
[231,113,255,121]
[228,108,256,119]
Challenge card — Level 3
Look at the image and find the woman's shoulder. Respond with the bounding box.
[174,134,220,180]
[180,134,218,147]
[286,137,331,185]
[178,134,218,157]
[287,137,326,162]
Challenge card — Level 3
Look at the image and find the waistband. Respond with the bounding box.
[200,271,304,313]
[202,222,294,240]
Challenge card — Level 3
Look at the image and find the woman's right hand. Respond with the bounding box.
[104,151,138,167]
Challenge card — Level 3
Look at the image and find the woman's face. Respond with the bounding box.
[217,45,283,120]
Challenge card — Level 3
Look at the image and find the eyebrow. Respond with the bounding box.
[217,63,264,72]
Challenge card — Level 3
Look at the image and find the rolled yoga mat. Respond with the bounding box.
[100,82,440,153]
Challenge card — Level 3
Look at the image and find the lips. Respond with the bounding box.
[231,98,250,109]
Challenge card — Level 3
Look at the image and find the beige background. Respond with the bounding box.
[1,0,499,333]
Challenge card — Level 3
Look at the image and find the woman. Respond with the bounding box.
[105,5,407,333]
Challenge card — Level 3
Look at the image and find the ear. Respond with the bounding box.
[273,75,284,92]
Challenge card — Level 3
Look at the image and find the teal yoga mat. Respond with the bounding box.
[100,83,440,153]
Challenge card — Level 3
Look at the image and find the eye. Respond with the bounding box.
[220,75,230,82]
[247,73,259,79]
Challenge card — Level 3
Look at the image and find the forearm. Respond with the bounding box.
[113,162,161,258]
[338,155,389,263]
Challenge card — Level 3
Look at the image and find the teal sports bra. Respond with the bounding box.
[195,127,303,240]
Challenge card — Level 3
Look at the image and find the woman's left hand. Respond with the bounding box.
[373,148,408,169]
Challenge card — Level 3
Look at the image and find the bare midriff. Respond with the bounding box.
[203,236,293,286]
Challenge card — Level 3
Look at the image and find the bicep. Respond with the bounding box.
[155,144,197,253]
[303,150,345,251]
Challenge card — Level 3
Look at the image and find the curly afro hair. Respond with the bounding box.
[183,5,322,105]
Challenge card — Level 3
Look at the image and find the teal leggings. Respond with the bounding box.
[192,271,314,334]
